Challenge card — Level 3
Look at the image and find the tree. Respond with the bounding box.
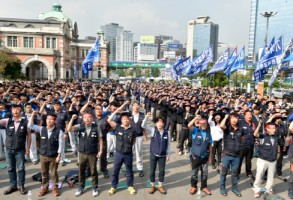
[0,49,25,79]
[151,68,160,77]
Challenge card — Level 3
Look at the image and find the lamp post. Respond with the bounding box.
[261,11,277,46]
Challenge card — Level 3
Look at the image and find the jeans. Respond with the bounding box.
[238,146,254,175]
[150,153,166,183]
[6,148,26,187]
[220,155,240,190]
[111,152,134,188]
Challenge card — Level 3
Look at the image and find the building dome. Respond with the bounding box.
[40,2,72,26]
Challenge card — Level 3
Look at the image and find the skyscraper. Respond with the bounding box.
[248,0,293,63]
[187,16,218,61]
[101,23,123,61]
[116,30,134,61]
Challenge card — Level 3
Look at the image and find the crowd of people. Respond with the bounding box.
[0,80,293,199]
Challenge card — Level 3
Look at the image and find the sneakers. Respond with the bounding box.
[149,186,156,194]
[128,186,136,195]
[75,188,84,197]
[220,188,227,196]
[92,188,99,197]
[201,187,212,195]
[232,188,242,197]
[254,191,261,198]
[138,170,144,177]
[289,189,293,199]
[277,175,287,182]
[103,170,110,179]
[247,174,255,180]
[190,187,197,195]
[157,186,167,194]
[178,151,183,156]
[108,187,117,196]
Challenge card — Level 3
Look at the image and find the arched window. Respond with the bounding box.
[7,23,17,27]
[24,24,34,28]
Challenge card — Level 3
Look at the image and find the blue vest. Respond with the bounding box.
[259,135,278,162]
[191,128,211,158]
[131,112,145,137]
[39,127,61,158]
[6,117,28,151]
[150,128,168,156]
[223,126,243,156]
[78,124,99,155]
[115,125,135,154]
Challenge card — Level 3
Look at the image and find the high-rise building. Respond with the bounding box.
[248,0,293,63]
[116,30,133,61]
[101,23,123,61]
[187,16,219,61]
[133,43,158,62]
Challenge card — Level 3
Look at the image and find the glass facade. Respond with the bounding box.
[249,0,293,63]
[193,23,218,61]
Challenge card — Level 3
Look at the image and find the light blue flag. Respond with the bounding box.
[225,46,245,78]
[82,39,100,71]
[73,61,77,80]
[223,48,238,77]
[173,56,191,75]
[170,55,183,80]
[269,38,293,86]
[254,36,283,82]
[185,47,213,76]
[207,48,229,75]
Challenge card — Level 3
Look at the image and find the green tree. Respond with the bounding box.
[134,68,142,77]
[151,68,160,77]
[0,49,25,79]
[145,69,151,77]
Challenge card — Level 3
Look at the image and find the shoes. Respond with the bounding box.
[108,187,117,196]
[138,170,144,177]
[212,165,216,169]
[92,187,99,197]
[4,186,18,195]
[220,188,227,196]
[52,187,60,197]
[267,190,274,195]
[247,174,255,180]
[19,186,27,195]
[39,187,49,197]
[72,151,78,157]
[277,175,287,182]
[190,187,197,195]
[149,186,156,194]
[128,186,136,195]
[75,187,84,197]
[33,160,39,165]
[103,170,110,179]
[157,186,167,194]
[254,191,261,198]
[178,151,183,156]
[288,189,293,199]
[201,187,212,195]
[232,188,242,197]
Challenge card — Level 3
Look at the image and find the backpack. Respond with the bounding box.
[32,172,42,182]
[63,170,79,187]
[263,192,285,200]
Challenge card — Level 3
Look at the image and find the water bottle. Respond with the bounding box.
[197,187,201,199]
[27,190,32,200]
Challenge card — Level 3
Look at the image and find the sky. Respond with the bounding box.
[1,0,251,48]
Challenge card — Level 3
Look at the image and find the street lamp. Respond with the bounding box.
[261,11,277,46]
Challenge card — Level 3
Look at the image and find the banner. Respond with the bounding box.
[269,39,293,86]
[225,46,245,78]
[207,48,229,75]
[173,56,190,75]
[185,46,213,76]
[258,37,275,67]
[82,39,100,73]
[171,54,182,80]
[254,36,283,82]
[223,48,238,78]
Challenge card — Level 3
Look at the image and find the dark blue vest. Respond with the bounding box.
[223,126,243,156]
[39,127,60,158]
[191,128,211,158]
[78,124,99,155]
[115,125,135,154]
[6,117,28,151]
[259,135,278,162]
[150,128,168,156]
[131,112,145,137]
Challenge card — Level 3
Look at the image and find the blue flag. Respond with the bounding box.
[185,47,213,76]
[207,48,229,75]
[258,37,275,66]
[173,56,190,75]
[74,61,77,80]
[269,38,293,86]
[82,39,100,72]
[254,36,283,82]
[224,48,238,77]
[225,46,245,78]
[170,55,183,80]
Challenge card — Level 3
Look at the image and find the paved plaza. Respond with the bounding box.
[0,140,291,200]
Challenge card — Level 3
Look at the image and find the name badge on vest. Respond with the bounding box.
[265,143,270,146]
[41,136,46,139]
[118,132,123,135]
[164,136,167,139]
[20,126,24,130]
[243,127,247,129]
[81,132,85,137]
[9,126,14,130]
[91,134,96,138]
